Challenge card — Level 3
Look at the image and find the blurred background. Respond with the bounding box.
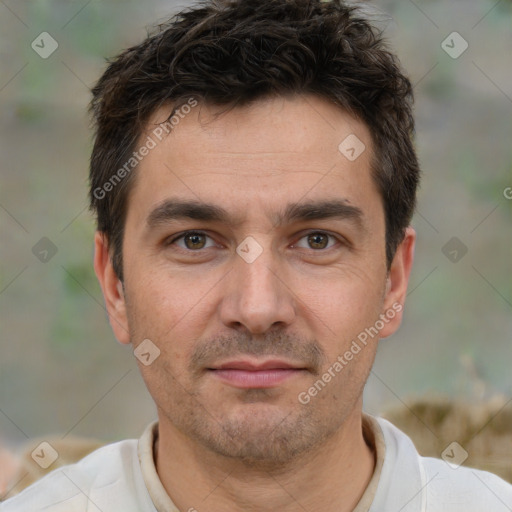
[0,0,511,471]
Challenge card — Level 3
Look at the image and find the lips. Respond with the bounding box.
[214,359,299,371]
[208,359,305,388]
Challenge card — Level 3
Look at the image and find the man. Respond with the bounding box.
[2,0,511,510]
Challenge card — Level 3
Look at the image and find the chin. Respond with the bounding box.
[186,401,333,468]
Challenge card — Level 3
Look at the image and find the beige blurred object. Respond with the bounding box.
[381,394,512,484]
[0,436,104,501]
[0,444,22,498]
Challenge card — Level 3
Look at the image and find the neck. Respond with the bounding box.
[155,407,376,512]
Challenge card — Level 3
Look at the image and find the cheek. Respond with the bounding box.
[128,264,208,325]
[295,272,385,377]
[298,264,384,327]
[125,268,216,372]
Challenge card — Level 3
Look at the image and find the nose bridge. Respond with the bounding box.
[220,235,296,334]
[239,243,280,301]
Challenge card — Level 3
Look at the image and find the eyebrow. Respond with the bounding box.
[146,198,365,231]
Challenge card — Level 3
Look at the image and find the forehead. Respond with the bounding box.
[127,95,382,231]
[145,95,371,165]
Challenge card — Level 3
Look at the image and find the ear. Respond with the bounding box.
[379,226,416,339]
[93,231,131,345]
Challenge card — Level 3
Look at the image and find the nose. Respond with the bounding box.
[218,242,296,335]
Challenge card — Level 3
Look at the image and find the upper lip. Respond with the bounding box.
[210,359,303,371]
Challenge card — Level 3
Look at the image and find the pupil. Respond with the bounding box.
[186,233,204,249]
[310,233,327,249]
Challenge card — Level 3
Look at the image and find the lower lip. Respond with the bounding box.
[210,368,303,388]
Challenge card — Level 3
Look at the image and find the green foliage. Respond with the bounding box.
[63,262,97,296]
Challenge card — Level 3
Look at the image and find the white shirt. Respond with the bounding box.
[2,414,511,511]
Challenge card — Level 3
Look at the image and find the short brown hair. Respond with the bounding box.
[89,0,420,281]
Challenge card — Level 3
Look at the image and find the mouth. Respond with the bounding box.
[207,359,307,388]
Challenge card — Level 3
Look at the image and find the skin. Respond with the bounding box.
[94,94,415,512]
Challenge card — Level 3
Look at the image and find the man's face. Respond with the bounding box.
[95,95,413,467]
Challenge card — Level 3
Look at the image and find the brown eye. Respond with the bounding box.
[294,231,338,251]
[307,233,330,250]
[184,232,207,250]
[168,231,214,251]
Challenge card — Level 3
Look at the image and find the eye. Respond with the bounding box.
[166,230,343,253]
[168,231,216,251]
[293,231,340,251]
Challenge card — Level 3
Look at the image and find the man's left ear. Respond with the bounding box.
[379,226,416,339]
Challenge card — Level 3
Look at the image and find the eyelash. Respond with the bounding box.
[166,230,344,253]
